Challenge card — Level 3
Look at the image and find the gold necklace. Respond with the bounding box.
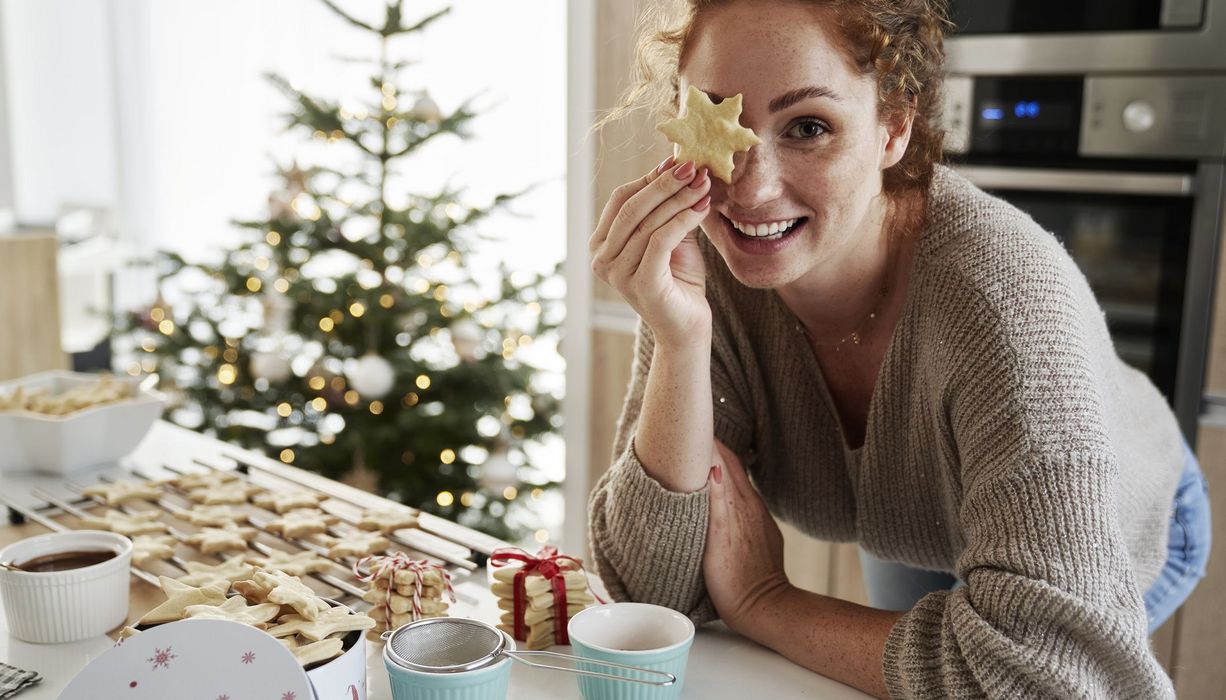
[800,236,897,352]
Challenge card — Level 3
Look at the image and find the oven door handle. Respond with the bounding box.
[952,165,1195,197]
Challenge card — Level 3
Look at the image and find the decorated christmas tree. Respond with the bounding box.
[114,0,564,541]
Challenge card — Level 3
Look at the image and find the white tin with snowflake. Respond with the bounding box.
[307,628,367,700]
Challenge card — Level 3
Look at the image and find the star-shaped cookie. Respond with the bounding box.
[251,570,330,620]
[176,554,256,587]
[266,606,376,641]
[265,509,338,539]
[139,576,229,625]
[280,636,344,666]
[169,471,239,491]
[80,509,169,536]
[185,525,258,555]
[180,504,248,528]
[318,531,390,559]
[186,481,262,505]
[244,549,334,577]
[82,480,163,505]
[131,534,178,565]
[184,594,282,627]
[657,84,761,184]
[253,490,325,514]
[356,507,418,533]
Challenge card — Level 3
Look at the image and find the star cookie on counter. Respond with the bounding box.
[139,576,229,625]
[318,531,390,559]
[185,525,259,555]
[489,545,602,650]
[131,534,178,565]
[265,509,339,539]
[81,480,163,506]
[253,490,325,514]
[180,504,249,528]
[656,84,761,184]
[186,481,262,505]
[79,509,169,536]
[355,507,418,533]
[244,548,334,577]
[175,554,256,587]
[247,569,331,620]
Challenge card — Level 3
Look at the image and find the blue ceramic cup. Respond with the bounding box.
[567,603,695,700]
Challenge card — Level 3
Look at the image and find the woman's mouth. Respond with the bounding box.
[723,214,808,254]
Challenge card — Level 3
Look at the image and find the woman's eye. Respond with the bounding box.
[786,119,827,140]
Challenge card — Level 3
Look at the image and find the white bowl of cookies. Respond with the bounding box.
[0,370,164,475]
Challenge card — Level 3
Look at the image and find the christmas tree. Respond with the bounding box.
[114,0,564,542]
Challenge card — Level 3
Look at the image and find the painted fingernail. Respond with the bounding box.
[655,155,676,175]
[711,465,723,484]
[688,167,708,189]
[674,161,696,180]
[692,195,711,212]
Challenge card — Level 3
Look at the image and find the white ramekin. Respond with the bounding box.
[0,530,133,643]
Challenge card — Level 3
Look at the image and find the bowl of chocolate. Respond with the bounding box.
[0,530,133,642]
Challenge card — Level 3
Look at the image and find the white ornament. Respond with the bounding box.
[410,93,442,123]
[346,352,396,399]
[480,448,518,491]
[450,319,484,360]
[250,345,293,384]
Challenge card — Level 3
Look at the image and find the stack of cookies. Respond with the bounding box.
[356,554,454,636]
[490,547,598,650]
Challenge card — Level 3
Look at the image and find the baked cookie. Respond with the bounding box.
[265,606,376,642]
[176,554,256,587]
[319,532,389,559]
[81,480,163,506]
[244,548,334,577]
[131,534,177,565]
[656,84,761,184]
[139,576,229,625]
[185,525,258,555]
[253,490,325,514]
[180,504,249,528]
[355,507,418,533]
[265,509,339,539]
[80,509,169,536]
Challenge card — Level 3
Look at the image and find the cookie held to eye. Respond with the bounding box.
[657,84,761,184]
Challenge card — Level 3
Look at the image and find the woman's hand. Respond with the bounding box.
[704,440,791,633]
[589,156,713,350]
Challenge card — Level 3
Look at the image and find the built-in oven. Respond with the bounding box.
[944,0,1226,74]
[942,74,1226,441]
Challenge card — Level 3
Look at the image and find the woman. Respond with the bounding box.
[586,0,1210,698]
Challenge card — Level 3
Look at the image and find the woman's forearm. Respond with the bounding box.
[633,333,714,493]
[743,585,903,699]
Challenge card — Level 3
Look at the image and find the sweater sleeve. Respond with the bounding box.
[882,256,1174,698]
[587,317,753,624]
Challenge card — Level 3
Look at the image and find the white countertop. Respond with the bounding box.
[0,421,869,699]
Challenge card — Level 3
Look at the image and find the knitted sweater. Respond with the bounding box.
[588,166,1182,698]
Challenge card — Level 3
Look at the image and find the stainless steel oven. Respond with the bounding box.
[945,0,1226,74]
[942,74,1226,441]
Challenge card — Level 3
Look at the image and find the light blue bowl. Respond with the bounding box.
[383,631,514,700]
[568,603,695,700]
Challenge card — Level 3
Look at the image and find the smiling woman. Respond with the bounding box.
[585,1,1203,699]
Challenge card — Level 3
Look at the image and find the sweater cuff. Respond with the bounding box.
[882,590,949,699]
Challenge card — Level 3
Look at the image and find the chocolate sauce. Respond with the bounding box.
[17,549,116,572]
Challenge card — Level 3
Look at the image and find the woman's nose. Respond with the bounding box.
[725,145,781,209]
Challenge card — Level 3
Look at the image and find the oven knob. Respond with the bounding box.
[1122,100,1157,133]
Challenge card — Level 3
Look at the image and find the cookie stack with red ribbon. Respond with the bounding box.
[490,546,602,650]
[354,552,455,636]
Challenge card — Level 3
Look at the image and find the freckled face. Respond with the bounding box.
[681,0,894,290]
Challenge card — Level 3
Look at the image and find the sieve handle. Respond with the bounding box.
[504,650,676,686]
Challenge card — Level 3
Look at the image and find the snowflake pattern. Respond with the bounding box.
[281,693,297,700]
[241,651,256,664]
[216,696,230,700]
[147,646,177,670]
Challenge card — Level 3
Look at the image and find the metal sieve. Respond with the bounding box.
[383,618,676,685]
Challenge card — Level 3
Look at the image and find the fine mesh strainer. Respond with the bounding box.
[383,617,676,686]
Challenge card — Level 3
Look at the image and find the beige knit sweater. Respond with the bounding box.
[588,166,1183,698]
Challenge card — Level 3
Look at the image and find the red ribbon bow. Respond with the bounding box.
[489,545,603,646]
[354,552,455,623]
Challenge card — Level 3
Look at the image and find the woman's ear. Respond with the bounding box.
[880,101,916,170]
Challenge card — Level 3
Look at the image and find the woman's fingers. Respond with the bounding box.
[597,160,701,268]
[588,155,674,258]
[612,189,710,288]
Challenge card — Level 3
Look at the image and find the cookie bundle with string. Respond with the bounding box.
[489,545,602,651]
[354,552,455,637]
